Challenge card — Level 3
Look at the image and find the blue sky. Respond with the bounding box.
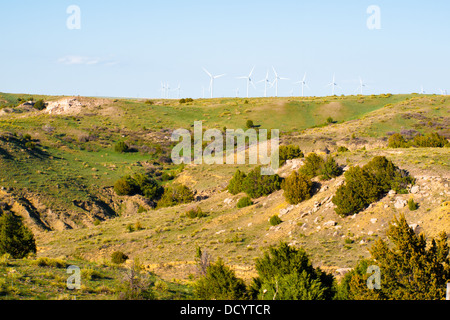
[1,0,449,98]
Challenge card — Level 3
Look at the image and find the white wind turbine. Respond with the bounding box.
[159,82,168,99]
[202,67,226,98]
[271,67,289,97]
[420,85,425,94]
[174,84,181,99]
[257,70,271,97]
[326,74,341,96]
[294,72,309,97]
[356,77,367,95]
[438,88,447,95]
[236,66,256,98]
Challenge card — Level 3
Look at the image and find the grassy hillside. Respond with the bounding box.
[0,92,449,299]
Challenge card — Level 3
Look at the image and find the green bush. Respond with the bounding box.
[246,120,254,129]
[157,184,195,208]
[337,146,349,153]
[227,170,247,195]
[33,99,46,111]
[299,153,325,178]
[237,196,253,208]
[412,132,450,148]
[115,141,130,153]
[388,133,408,148]
[332,156,414,217]
[249,243,336,300]
[326,116,334,124]
[279,145,304,166]
[114,174,163,201]
[25,141,36,149]
[269,215,282,226]
[281,171,312,205]
[241,166,282,199]
[114,175,139,196]
[194,258,248,300]
[111,251,129,264]
[320,156,343,180]
[0,212,36,259]
[408,198,418,211]
[34,257,67,268]
[185,206,207,219]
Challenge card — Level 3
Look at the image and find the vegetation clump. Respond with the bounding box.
[281,171,312,205]
[0,211,36,259]
[338,215,450,300]
[157,184,195,208]
[388,132,449,148]
[111,251,129,264]
[237,196,253,208]
[332,156,414,216]
[185,206,207,219]
[228,167,282,199]
[279,145,304,166]
[115,141,130,153]
[269,215,282,226]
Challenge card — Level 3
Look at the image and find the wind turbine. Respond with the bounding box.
[356,77,367,95]
[174,84,181,99]
[438,88,447,95]
[159,82,167,99]
[202,67,226,98]
[236,66,256,98]
[420,86,425,94]
[257,70,271,97]
[294,72,309,97]
[326,74,341,96]
[271,67,289,97]
[235,88,240,98]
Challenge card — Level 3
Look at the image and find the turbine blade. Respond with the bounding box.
[202,67,212,78]
[214,74,226,79]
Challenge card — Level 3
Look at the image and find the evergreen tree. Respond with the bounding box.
[250,243,336,300]
[299,153,325,178]
[281,171,313,205]
[340,214,450,300]
[0,212,36,258]
[194,258,248,300]
[227,169,247,195]
[320,156,343,180]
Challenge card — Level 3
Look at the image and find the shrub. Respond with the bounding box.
[241,166,282,199]
[340,215,450,300]
[249,243,336,300]
[237,196,253,208]
[0,212,36,259]
[157,184,195,208]
[279,145,304,166]
[111,251,129,264]
[115,141,130,153]
[144,100,154,105]
[412,132,450,148]
[326,116,334,124]
[227,170,247,195]
[82,268,103,280]
[388,133,408,148]
[194,258,248,300]
[33,99,46,110]
[408,198,418,211]
[179,98,186,104]
[126,223,135,233]
[246,120,254,129]
[269,215,282,226]
[114,175,139,196]
[34,257,67,268]
[320,156,343,180]
[299,153,325,178]
[185,206,207,219]
[281,172,313,205]
[337,146,349,153]
[332,156,414,217]
[25,141,36,149]
[118,259,154,300]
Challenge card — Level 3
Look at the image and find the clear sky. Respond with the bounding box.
[1,0,449,98]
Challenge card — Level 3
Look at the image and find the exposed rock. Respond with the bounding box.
[388,190,396,197]
[320,185,329,192]
[335,268,352,276]
[410,185,420,194]
[394,198,407,209]
[370,218,378,224]
[323,220,337,228]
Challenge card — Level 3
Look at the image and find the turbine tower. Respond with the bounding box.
[271,67,289,97]
[202,67,226,98]
[174,84,181,99]
[326,74,341,96]
[257,70,271,97]
[236,66,256,98]
[420,86,425,94]
[294,72,309,97]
